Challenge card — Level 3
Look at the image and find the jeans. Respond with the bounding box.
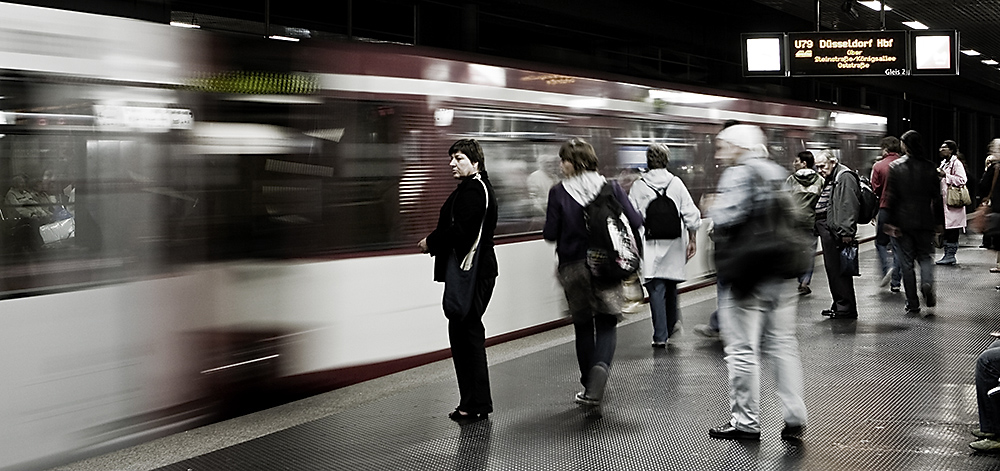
[892,230,934,309]
[448,276,496,414]
[646,278,679,343]
[558,261,619,387]
[875,209,901,287]
[717,278,807,432]
[977,340,1000,434]
[797,236,819,287]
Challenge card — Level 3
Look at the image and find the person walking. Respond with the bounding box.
[814,150,861,319]
[883,130,944,315]
[628,143,700,348]
[785,150,823,296]
[871,136,903,292]
[418,138,499,423]
[705,124,808,441]
[543,138,642,407]
[979,139,1000,272]
[936,140,968,265]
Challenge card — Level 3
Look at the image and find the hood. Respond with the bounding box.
[792,168,821,186]
[562,171,606,206]
[641,168,676,189]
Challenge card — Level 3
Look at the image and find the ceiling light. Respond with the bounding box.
[858,1,891,11]
[983,59,999,66]
[962,50,982,56]
[169,21,200,29]
[903,21,928,30]
[268,35,300,42]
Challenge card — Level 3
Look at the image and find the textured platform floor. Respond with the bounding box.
[58,237,1000,471]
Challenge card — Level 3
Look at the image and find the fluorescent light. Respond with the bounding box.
[268,35,300,42]
[983,59,999,66]
[903,21,928,30]
[962,49,982,56]
[169,21,200,29]
[858,1,891,11]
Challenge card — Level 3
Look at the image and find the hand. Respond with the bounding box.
[841,236,855,246]
[883,223,901,238]
[686,240,697,261]
[417,237,429,253]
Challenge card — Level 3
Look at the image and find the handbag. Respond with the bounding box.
[946,185,972,207]
[840,243,860,277]
[442,175,488,321]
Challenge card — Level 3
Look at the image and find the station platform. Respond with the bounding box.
[51,236,1000,471]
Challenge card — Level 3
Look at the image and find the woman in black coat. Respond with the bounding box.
[418,139,498,422]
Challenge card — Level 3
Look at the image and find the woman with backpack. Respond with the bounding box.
[543,138,642,408]
[628,143,701,348]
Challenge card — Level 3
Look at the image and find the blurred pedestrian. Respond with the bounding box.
[936,140,968,265]
[871,136,903,292]
[629,143,700,348]
[543,138,642,407]
[979,139,1000,272]
[706,124,807,441]
[785,150,823,296]
[814,150,861,319]
[883,130,944,315]
[418,138,499,423]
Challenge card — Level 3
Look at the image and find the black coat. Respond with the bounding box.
[426,171,498,282]
[980,164,1000,211]
[884,155,944,232]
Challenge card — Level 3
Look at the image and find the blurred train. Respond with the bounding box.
[0,2,885,469]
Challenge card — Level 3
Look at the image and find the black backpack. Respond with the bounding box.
[841,169,879,225]
[713,162,813,288]
[643,177,682,240]
[584,183,641,280]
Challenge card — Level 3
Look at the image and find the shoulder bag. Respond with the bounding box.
[972,166,1000,235]
[442,175,489,321]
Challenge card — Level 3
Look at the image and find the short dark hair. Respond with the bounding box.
[880,136,902,154]
[559,138,598,172]
[646,143,670,169]
[448,139,486,171]
[796,150,814,169]
[942,140,958,154]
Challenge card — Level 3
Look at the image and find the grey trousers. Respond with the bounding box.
[718,278,808,432]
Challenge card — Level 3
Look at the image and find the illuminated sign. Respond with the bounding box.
[741,30,959,77]
[789,31,907,76]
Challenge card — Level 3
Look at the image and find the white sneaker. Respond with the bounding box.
[880,267,895,287]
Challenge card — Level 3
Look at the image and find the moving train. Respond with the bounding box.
[0,2,885,469]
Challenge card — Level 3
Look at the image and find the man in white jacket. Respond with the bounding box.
[629,144,701,347]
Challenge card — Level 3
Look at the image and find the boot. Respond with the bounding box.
[936,242,958,265]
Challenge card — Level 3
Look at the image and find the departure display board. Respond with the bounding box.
[788,31,907,76]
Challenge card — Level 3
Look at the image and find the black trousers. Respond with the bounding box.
[448,276,496,415]
[816,219,857,315]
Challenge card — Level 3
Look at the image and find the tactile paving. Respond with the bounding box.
[155,238,1000,471]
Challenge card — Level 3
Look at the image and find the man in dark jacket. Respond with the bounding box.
[786,151,823,295]
[884,130,944,315]
[814,150,861,319]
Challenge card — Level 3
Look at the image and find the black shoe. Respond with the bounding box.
[821,309,836,317]
[829,311,858,319]
[448,409,488,423]
[781,423,805,441]
[709,424,761,440]
[921,283,936,307]
[905,305,921,315]
[890,286,901,293]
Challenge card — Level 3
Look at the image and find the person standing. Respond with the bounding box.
[936,140,968,265]
[628,143,700,348]
[814,150,861,319]
[785,150,823,296]
[706,124,807,441]
[418,139,499,423]
[871,136,903,291]
[883,130,944,315]
[543,138,642,407]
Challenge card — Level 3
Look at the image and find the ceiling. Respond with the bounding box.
[754,0,1000,89]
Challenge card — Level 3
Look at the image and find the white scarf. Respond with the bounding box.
[562,171,606,207]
